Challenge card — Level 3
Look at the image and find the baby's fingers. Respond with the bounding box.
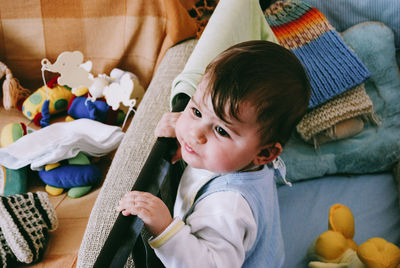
[154,112,181,137]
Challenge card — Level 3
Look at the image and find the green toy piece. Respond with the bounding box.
[67,152,91,165]
[67,185,93,198]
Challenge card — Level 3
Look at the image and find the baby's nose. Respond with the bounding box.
[190,125,207,144]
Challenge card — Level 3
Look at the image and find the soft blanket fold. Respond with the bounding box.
[0,119,124,171]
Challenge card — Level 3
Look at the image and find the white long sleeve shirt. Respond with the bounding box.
[149,166,257,268]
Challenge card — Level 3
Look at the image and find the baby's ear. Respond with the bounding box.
[253,143,282,165]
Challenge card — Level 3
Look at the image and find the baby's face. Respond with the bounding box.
[175,79,263,173]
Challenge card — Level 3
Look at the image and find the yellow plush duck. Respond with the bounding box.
[307,203,400,268]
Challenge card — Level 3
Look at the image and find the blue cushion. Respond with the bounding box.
[281,22,400,182]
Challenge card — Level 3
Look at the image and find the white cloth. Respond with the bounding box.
[149,166,257,268]
[0,119,124,170]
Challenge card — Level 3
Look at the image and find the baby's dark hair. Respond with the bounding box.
[203,40,311,147]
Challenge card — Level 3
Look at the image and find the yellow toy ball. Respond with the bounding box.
[0,122,27,147]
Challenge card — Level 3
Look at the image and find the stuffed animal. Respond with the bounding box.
[65,68,144,126]
[0,122,30,196]
[41,51,94,93]
[1,122,101,198]
[66,95,124,125]
[0,61,31,110]
[21,76,74,126]
[307,203,400,268]
[38,152,102,198]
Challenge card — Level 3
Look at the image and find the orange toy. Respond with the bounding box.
[307,204,400,268]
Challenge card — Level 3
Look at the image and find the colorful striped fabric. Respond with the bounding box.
[265,1,371,108]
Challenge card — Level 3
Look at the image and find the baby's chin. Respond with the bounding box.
[183,159,234,174]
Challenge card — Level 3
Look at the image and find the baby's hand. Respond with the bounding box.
[116,191,173,236]
[155,112,182,164]
[154,112,181,138]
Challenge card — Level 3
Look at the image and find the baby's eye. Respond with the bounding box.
[215,126,230,137]
[191,107,202,118]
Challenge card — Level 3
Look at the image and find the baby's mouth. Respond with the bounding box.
[184,143,196,154]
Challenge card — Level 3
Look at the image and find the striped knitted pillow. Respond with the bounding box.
[265,1,371,108]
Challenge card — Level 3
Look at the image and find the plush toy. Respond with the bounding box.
[1,122,101,198]
[21,76,74,126]
[0,123,30,196]
[41,51,94,93]
[307,203,400,268]
[66,95,125,125]
[104,68,145,110]
[36,51,144,128]
[0,61,31,110]
[65,68,144,126]
[38,152,102,198]
[0,122,28,148]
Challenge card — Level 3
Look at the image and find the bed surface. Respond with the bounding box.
[278,172,400,267]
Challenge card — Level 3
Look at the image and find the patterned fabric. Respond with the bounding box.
[265,1,370,108]
[0,231,14,267]
[0,192,57,265]
[0,0,197,91]
[187,0,219,38]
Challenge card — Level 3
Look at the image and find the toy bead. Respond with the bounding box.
[0,123,27,148]
[45,163,61,171]
[68,186,93,198]
[45,185,64,196]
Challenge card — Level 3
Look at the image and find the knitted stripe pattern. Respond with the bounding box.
[296,83,378,141]
[0,192,58,264]
[265,1,371,108]
[0,231,14,267]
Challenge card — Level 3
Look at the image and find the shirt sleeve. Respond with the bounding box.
[149,191,257,268]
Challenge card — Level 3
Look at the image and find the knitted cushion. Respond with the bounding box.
[265,1,371,108]
[0,192,58,264]
[296,83,379,143]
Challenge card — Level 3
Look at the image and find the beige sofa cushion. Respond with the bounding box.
[77,39,197,268]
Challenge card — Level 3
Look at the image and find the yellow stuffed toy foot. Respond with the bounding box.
[308,203,400,268]
[358,238,400,268]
